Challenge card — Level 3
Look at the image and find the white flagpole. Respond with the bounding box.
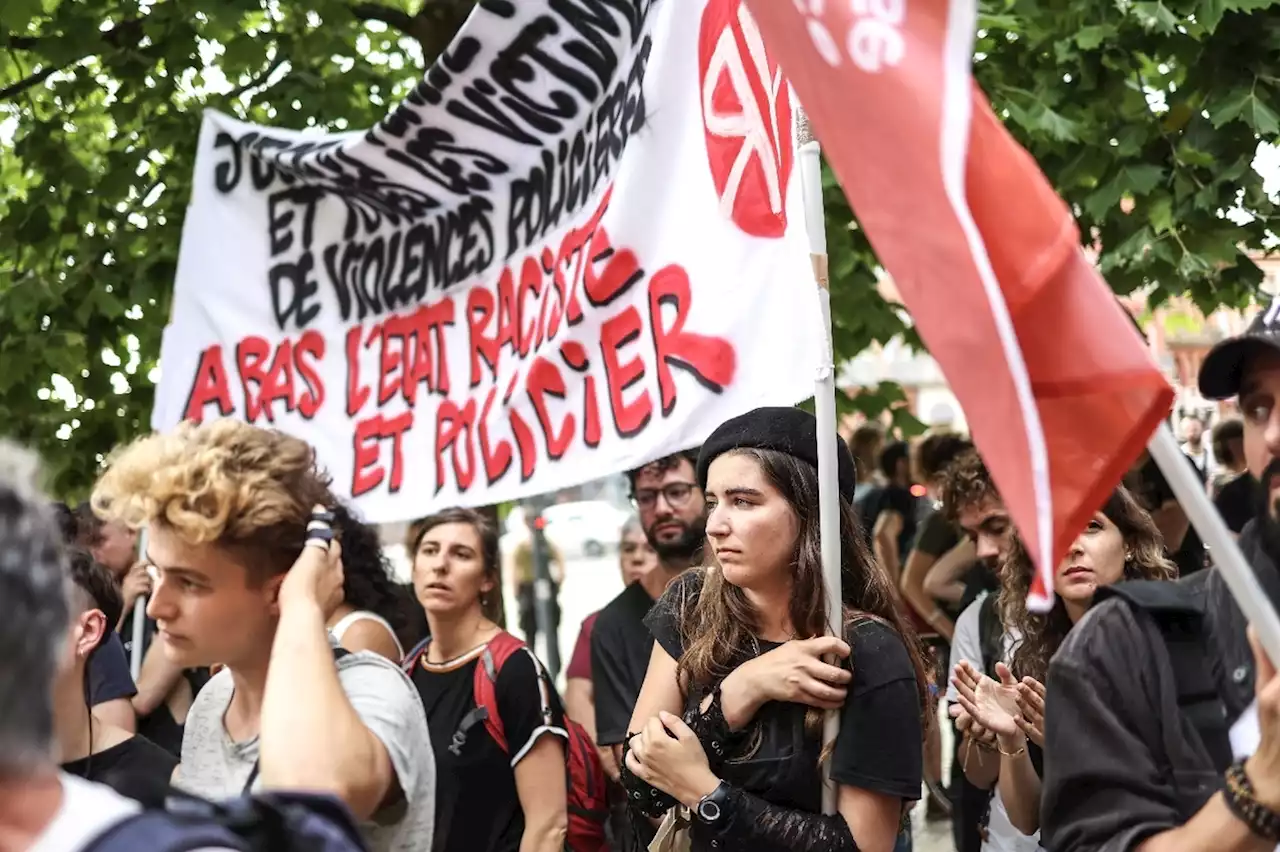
[130,527,149,681]
[797,113,843,816]
[1148,423,1280,660]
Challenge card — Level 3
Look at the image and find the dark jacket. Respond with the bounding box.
[1040,522,1280,851]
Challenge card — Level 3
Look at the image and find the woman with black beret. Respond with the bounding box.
[619,406,931,852]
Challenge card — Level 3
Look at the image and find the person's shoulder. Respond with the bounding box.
[1056,596,1152,672]
[646,568,706,619]
[336,647,422,702]
[595,582,647,633]
[126,732,181,765]
[493,640,544,686]
[660,567,705,603]
[185,667,233,723]
[845,616,914,691]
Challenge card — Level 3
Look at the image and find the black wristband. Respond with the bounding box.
[619,734,678,819]
[684,684,747,769]
[1225,759,1280,842]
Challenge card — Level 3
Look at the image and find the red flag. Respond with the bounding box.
[745,0,1173,609]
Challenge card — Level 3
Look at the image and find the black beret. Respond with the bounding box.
[696,407,857,502]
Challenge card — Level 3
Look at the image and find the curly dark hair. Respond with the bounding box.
[916,432,973,484]
[939,449,999,523]
[998,485,1177,682]
[332,503,417,652]
[626,448,701,493]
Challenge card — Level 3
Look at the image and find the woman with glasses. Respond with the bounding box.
[620,408,930,852]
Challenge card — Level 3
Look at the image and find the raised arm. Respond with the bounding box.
[922,538,977,604]
[260,541,404,819]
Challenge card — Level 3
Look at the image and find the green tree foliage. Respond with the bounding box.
[2,0,1278,495]
[823,0,1280,424]
[0,0,472,496]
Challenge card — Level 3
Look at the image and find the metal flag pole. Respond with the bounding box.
[130,527,149,681]
[1147,422,1280,662]
[797,111,843,816]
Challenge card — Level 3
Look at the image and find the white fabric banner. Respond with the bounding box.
[154,0,821,523]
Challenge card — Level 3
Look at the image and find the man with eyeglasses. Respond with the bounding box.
[591,448,706,848]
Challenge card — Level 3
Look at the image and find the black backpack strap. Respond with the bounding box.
[977,593,1003,680]
[1095,578,1233,772]
[449,705,490,756]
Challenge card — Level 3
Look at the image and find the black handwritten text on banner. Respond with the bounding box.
[154,0,819,523]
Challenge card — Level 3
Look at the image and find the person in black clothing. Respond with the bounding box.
[621,407,929,852]
[1213,417,1258,535]
[1125,449,1207,576]
[51,502,140,733]
[901,433,975,821]
[407,507,568,852]
[77,502,202,757]
[859,441,920,592]
[592,448,706,753]
[1040,304,1280,852]
[591,448,707,848]
[54,548,177,800]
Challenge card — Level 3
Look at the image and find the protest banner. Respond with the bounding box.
[154,0,820,523]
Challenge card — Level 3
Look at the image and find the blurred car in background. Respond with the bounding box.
[542,500,630,557]
[500,499,630,560]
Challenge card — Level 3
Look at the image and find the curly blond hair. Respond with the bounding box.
[91,420,335,580]
[998,484,1176,682]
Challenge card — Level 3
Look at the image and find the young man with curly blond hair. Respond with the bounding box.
[91,419,435,852]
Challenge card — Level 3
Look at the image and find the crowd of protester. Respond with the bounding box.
[7,309,1280,852]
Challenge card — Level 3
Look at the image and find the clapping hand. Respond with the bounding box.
[1016,677,1046,747]
[951,659,1021,738]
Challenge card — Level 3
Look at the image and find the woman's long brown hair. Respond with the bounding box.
[674,447,932,736]
[998,484,1176,683]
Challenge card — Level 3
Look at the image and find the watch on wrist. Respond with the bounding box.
[695,780,732,825]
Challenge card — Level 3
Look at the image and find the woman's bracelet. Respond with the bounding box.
[997,739,1027,757]
[1225,759,1280,842]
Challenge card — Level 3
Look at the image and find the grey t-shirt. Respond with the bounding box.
[178,646,435,852]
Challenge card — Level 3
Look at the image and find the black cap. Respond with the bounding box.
[696,407,857,502]
[1199,299,1280,400]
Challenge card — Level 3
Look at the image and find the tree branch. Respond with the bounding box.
[350,2,417,35]
[226,54,288,100]
[0,62,63,101]
[0,17,147,103]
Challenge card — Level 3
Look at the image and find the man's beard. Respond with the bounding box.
[1254,458,1280,566]
[646,516,707,565]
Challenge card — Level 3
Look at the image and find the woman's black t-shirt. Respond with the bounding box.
[642,570,923,814]
[410,639,567,852]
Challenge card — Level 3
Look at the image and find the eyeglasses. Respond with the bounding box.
[631,482,698,510]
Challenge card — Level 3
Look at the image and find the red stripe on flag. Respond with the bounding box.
[745,0,1173,609]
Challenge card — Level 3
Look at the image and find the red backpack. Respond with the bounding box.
[404,631,608,852]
